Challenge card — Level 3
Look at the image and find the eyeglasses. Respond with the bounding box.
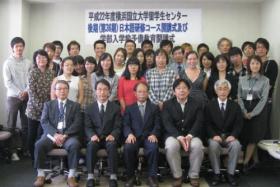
[56,87,69,91]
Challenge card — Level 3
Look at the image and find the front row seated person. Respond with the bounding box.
[123,82,161,187]
[162,78,204,187]
[85,79,122,187]
[205,79,243,186]
[33,80,82,187]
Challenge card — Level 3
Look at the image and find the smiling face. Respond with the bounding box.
[215,83,230,101]
[55,82,69,100]
[94,43,106,59]
[135,83,149,103]
[155,52,167,69]
[174,81,190,102]
[218,40,231,54]
[114,50,125,65]
[187,53,198,68]
[69,44,80,56]
[12,43,24,58]
[256,43,267,58]
[62,59,74,75]
[249,58,261,74]
[36,54,48,70]
[101,56,112,71]
[202,55,212,70]
[96,82,110,103]
[216,58,227,72]
[85,61,96,74]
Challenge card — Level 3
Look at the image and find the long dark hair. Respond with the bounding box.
[212,54,230,74]
[132,48,147,74]
[96,52,115,77]
[122,57,142,80]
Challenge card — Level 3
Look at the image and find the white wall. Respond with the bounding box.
[261,0,280,138]
[26,1,261,59]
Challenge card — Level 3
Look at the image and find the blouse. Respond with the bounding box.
[145,67,176,104]
[237,74,269,117]
[26,68,55,121]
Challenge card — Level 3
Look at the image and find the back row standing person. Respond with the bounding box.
[3,37,32,161]
[92,53,119,102]
[145,49,177,111]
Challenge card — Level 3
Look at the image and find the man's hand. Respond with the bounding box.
[213,136,222,143]
[226,136,236,143]
[244,112,252,120]
[91,135,100,142]
[19,91,28,101]
[106,134,115,142]
[54,133,64,147]
[177,136,188,152]
[148,134,158,143]
[125,134,136,144]
[185,135,192,152]
[158,102,164,111]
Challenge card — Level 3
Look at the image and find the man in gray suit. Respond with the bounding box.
[205,80,243,186]
[33,80,82,187]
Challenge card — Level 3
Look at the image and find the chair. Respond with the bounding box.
[0,130,12,163]
[44,148,68,184]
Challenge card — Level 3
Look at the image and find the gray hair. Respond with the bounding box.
[214,79,231,91]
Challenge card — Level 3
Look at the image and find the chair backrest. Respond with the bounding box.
[0,131,11,141]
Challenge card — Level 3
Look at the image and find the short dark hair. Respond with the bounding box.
[213,54,230,73]
[200,52,215,70]
[33,49,50,68]
[160,39,173,49]
[255,38,270,52]
[133,81,149,91]
[96,52,115,77]
[241,41,255,52]
[52,40,63,50]
[95,78,111,90]
[197,43,209,52]
[144,49,155,57]
[72,55,84,65]
[55,80,69,89]
[124,39,136,48]
[172,46,183,55]
[122,56,141,80]
[247,55,263,75]
[154,48,169,65]
[61,56,74,69]
[113,47,127,61]
[67,40,80,52]
[10,37,25,48]
[94,40,106,49]
[228,47,243,58]
[173,78,191,91]
[43,42,56,52]
[141,39,153,48]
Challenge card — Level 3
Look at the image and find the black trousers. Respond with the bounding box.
[86,140,118,174]
[124,138,158,178]
[27,118,43,160]
[34,135,80,169]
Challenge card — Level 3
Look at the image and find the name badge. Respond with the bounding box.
[246,94,253,101]
[57,122,64,130]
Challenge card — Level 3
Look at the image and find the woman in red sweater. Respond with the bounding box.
[118,57,146,112]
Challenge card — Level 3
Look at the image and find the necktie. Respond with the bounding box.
[221,103,225,118]
[139,104,145,120]
[59,101,64,122]
[100,104,105,123]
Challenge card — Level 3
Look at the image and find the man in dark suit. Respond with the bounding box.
[205,79,242,186]
[33,80,82,187]
[123,82,161,187]
[85,79,121,187]
[162,78,204,187]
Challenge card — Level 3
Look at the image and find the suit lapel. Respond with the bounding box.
[102,101,112,131]
[143,101,151,128]
[93,102,102,126]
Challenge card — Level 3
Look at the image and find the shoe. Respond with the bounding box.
[109,179,118,187]
[147,176,158,187]
[125,177,135,187]
[86,179,95,187]
[67,177,79,187]
[190,178,200,187]
[226,174,238,186]
[172,177,182,187]
[33,176,45,187]
[78,158,85,165]
[211,174,220,186]
[11,153,20,161]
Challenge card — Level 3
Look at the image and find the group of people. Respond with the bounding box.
[2,36,278,187]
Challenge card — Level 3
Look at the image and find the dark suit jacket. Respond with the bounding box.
[205,99,243,138]
[123,100,161,139]
[162,97,203,139]
[41,99,82,137]
[84,101,122,141]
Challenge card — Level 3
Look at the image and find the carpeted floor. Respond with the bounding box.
[1,156,280,187]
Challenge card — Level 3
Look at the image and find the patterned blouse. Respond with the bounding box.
[26,68,55,121]
[145,67,176,104]
[81,75,95,111]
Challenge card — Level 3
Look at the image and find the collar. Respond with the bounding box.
[137,101,147,107]
[217,98,227,107]
[248,73,261,80]
[97,100,108,109]
[57,99,67,105]
[177,98,188,105]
